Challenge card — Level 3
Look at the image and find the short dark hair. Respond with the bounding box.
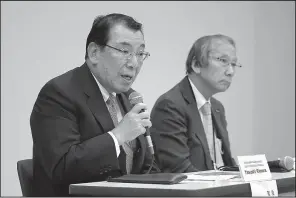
[85,13,143,59]
[185,34,236,74]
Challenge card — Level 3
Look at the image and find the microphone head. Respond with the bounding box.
[279,156,294,171]
[129,91,143,106]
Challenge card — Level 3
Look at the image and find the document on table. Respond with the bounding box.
[185,171,240,181]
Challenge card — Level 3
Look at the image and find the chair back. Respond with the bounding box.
[17,159,33,197]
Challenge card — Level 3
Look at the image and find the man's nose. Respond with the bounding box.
[126,54,138,69]
[225,65,236,77]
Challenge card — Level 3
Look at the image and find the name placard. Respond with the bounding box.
[237,154,272,182]
[250,180,278,197]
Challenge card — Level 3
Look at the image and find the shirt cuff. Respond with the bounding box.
[108,131,120,157]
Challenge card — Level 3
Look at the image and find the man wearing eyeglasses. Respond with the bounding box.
[150,34,240,173]
[30,13,158,196]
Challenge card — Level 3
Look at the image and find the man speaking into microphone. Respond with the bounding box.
[30,13,159,197]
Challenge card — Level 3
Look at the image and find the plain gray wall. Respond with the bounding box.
[253,2,295,158]
[1,1,294,196]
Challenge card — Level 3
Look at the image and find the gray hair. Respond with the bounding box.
[185,34,236,74]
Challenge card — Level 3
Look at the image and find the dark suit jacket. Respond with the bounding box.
[150,76,236,173]
[30,63,156,196]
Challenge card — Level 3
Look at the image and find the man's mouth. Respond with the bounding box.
[121,74,133,81]
[221,79,231,84]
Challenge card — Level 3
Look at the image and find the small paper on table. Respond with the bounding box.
[186,173,239,181]
[250,180,278,196]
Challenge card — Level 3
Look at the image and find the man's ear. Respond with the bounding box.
[191,59,201,74]
[87,42,100,64]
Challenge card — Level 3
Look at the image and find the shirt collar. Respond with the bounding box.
[188,77,211,110]
[91,72,116,102]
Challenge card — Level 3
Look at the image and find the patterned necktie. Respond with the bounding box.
[201,102,215,164]
[106,94,134,174]
[200,102,224,169]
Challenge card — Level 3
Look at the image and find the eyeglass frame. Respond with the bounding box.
[102,44,150,62]
[209,55,242,68]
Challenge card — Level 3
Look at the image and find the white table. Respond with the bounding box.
[69,170,295,196]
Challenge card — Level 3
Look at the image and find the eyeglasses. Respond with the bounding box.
[104,44,150,62]
[209,55,242,68]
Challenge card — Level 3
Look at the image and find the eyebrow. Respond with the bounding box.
[223,56,237,62]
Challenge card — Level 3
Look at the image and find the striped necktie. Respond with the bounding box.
[201,102,215,164]
[106,94,134,174]
[201,102,224,169]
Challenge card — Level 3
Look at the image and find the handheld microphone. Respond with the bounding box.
[267,156,294,171]
[128,91,155,155]
[219,156,295,172]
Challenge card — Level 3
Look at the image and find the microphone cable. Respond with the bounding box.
[145,154,161,174]
[146,155,155,174]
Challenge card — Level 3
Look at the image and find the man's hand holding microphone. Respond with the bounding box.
[111,102,151,146]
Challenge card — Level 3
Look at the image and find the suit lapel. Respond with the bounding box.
[87,95,115,133]
[180,77,213,169]
[211,105,226,144]
[211,103,232,162]
[80,63,115,133]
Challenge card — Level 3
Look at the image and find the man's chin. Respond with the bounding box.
[217,84,230,92]
[114,85,131,94]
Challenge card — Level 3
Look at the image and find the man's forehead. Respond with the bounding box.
[210,39,236,55]
[109,24,145,47]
